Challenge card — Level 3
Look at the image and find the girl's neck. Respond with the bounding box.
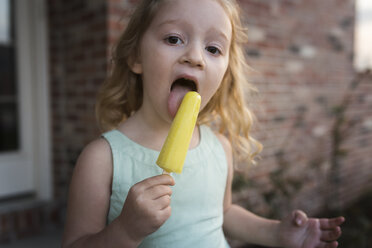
[117,108,200,151]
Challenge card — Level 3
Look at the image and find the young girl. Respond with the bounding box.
[62,0,344,247]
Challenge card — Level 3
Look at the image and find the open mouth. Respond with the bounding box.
[168,77,198,118]
[171,78,198,92]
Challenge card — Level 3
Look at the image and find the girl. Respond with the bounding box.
[62,0,344,247]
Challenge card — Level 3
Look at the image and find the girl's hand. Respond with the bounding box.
[278,210,345,248]
[119,174,175,244]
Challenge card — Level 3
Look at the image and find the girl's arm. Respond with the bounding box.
[61,138,137,248]
[217,134,344,248]
[62,139,175,248]
[216,134,281,246]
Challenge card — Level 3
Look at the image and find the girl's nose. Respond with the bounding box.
[180,44,205,69]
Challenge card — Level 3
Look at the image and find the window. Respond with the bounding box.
[0,0,19,152]
[0,0,51,200]
[354,0,372,71]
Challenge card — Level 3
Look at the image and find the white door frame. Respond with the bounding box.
[0,0,51,200]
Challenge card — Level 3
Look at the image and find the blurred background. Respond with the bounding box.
[0,0,371,247]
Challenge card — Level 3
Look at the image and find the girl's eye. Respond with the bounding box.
[206,46,221,55]
[165,36,183,45]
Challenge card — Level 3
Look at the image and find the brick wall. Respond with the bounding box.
[46,0,371,245]
[48,0,138,203]
[232,0,366,219]
[48,0,108,201]
[335,71,372,205]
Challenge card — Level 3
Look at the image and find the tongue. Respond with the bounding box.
[168,85,191,118]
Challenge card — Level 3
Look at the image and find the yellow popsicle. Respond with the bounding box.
[156,91,201,173]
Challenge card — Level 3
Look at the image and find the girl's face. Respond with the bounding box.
[131,0,232,124]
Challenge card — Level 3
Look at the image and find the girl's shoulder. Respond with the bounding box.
[72,137,113,188]
[79,137,111,162]
[78,138,112,167]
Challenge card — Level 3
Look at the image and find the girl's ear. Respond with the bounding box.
[128,56,143,74]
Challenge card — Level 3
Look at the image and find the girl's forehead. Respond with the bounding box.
[153,0,228,20]
[150,0,232,38]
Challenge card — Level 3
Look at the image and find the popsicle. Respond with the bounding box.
[156,91,201,174]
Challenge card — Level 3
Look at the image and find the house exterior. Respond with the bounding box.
[1,0,371,244]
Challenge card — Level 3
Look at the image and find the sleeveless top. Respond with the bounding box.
[102,125,230,248]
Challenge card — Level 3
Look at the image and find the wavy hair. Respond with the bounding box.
[96,0,262,164]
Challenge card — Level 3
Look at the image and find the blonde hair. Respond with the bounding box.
[96,0,262,164]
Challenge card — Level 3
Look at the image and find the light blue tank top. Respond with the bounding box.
[102,125,230,248]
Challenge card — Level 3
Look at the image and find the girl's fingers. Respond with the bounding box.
[319,217,345,229]
[146,184,173,200]
[130,175,174,197]
[141,174,175,189]
[159,205,172,220]
[155,194,171,210]
[320,227,342,241]
[315,241,338,248]
[292,210,308,226]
